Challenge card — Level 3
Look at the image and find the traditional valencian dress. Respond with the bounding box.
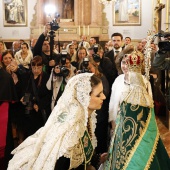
[103,51,170,170]
[7,73,98,170]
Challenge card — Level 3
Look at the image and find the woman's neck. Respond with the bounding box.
[88,108,94,117]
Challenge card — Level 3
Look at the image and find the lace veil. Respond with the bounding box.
[8,73,97,170]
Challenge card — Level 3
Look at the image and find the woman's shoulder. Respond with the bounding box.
[111,74,125,89]
[114,74,124,83]
[15,50,22,57]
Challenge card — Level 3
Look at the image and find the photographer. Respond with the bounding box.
[21,56,52,138]
[152,34,170,70]
[153,51,170,70]
[46,52,76,109]
[152,34,170,110]
[33,24,60,75]
[91,45,118,88]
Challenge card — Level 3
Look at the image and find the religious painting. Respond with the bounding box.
[3,0,27,27]
[57,0,74,22]
[113,0,141,26]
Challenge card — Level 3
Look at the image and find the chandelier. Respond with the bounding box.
[99,0,116,5]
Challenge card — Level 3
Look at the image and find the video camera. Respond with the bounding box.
[54,50,70,78]
[155,31,170,51]
[49,13,60,31]
[92,45,101,62]
[79,57,91,73]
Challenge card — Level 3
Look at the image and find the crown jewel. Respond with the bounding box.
[126,50,144,73]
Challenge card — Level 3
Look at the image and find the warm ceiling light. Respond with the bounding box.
[44,4,56,16]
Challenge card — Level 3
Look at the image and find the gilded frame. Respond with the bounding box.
[113,0,141,26]
[3,0,27,27]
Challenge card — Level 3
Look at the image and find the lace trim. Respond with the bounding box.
[123,85,153,108]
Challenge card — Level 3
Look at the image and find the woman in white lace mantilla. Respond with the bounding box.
[8,73,107,170]
[14,42,33,70]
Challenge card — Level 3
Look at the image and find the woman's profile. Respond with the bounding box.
[8,73,107,170]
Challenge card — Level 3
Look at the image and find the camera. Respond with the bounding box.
[158,41,170,52]
[23,93,33,115]
[53,50,70,77]
[79,57,91,73]
[155,31,170,52]
[23,93,32,104]
[50,13,60,31]
[92,45,101,62]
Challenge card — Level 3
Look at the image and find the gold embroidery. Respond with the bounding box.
[123,109,151,170]
[114,103,139,169]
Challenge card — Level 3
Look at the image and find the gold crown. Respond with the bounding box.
[126,50,144,73]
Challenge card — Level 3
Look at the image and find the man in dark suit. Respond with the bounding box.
[105,32,124,74]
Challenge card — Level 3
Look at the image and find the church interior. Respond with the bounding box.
[0,0,170,165]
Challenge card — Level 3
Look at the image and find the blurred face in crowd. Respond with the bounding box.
[112,36,122,49]
[72,40,78,48]
[31,65,43,77]
[89,38,96,45]
[88,62,96,73]
[2,52,13,67]
[97,49,104,59]
[141,39,147,48]
[150,43,157,51]
[78,49,87,61]
[12,41,20,51]
[137,42,143,52]
[0,42,5,52]
[125,37,131,45]
[64,58,71,68]
[81,35,87,41]
[69,45,75,55]
[21,44,28,54]
[121,56,128,75]
[88,82,106,113]
[42,41,50,53]
[87,49,94,58]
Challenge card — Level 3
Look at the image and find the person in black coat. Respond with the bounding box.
[21,56,52,138]
[105,32,124,75]
[93,46,118,88]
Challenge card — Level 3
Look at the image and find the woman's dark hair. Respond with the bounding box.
[89,58,103,78]
[31,55,43,66]
[90,74,101,91]
[31,56,43,87]
[21,42,29,49]
[1,50,14,60]
[1,50,14,68]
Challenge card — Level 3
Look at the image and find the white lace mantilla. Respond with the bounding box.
[8,73,97,170]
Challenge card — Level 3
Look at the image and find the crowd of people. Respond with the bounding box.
[0,24,170,170]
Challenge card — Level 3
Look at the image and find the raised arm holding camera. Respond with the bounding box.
[33,23,60,75]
